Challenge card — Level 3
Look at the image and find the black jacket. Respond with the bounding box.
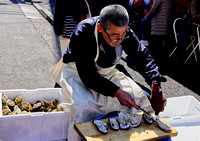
[63,17,162,97]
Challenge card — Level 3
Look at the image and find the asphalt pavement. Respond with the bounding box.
[0,0,200,104]
[0,0,59,90]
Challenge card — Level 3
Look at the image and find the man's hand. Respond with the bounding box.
[114,89,139,110]
[150,83,167,115]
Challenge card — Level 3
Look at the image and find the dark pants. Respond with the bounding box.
[148,34,175,71]
[141,18,151,40]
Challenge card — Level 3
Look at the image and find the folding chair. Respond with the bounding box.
[184,22,200,64]
[169,17,197,63]
[169,17,184,57]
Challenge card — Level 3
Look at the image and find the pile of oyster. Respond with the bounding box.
[93,112,141,133]
[2,93,63,116]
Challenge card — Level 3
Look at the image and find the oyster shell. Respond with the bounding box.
[8,99,15,107]
[2,93,9,106]
[13,105,22,114]
[32,101,42,112]
[2,105,11,115]
[8,99,15,111]
[129,115,141,127]
[143,113,153,124]
[93,120,108,133]
[43,100,50,107]
[50,99,58,109]
[20,102,32,112]
[108,117,119,130]
[118,112,130,129]
[14,96,22,105]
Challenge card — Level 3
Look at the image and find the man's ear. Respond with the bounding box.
[97,23,103,32]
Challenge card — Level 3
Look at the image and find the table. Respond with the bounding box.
[74,114,178,141]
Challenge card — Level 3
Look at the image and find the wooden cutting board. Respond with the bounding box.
[74,114,178,141]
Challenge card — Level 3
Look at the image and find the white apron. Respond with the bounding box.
[59,22,152,141]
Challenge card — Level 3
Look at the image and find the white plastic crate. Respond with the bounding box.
[160,95,200,141]
[0,88,68,141]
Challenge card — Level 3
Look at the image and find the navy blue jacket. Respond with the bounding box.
[63,16,162,97]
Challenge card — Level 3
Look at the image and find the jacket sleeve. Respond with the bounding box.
[123,29,162,86]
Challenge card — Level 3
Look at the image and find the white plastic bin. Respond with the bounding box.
[160,95,200,141]
[0,88,68,141]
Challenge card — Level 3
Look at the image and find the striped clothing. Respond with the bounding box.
[63,16,76,38]
[145,0,175,36]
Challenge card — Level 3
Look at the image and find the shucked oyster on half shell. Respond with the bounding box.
[129,115,141,127]
[118,112,130,129]
[141,107,154,124]
[93,120,109,134]
[108,117,119,130]
[143,113,153,124]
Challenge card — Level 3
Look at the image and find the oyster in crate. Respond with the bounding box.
[13,105,22,114]
[14,96,22,105]
[43,100,50,107]
[93,120,108,133]
[2,105,11,115]
[32,101,42,112]
[8,99,15,111]
[20,102,33,112]
[129,115,141,127]
[50,99,58,109]
[108,117,119,130]
[2,93,9,106]
[8,99,15,107]
[118,112,130,129]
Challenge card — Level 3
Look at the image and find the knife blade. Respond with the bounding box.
[138,106,172,132]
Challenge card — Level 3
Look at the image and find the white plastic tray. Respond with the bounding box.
[160,95,200,141]
[0,88,68,141]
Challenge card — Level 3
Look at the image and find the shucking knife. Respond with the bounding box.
[138,106,172,132]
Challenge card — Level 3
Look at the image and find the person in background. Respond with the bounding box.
[190,0,200,24]
[59,4,167,140]
[51,0,91,86]
[86,0,130,16]
[140,0,153,46]
[144,0,176,71]
[53,0,91,56]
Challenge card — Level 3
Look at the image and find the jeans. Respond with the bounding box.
[141,18,151,40]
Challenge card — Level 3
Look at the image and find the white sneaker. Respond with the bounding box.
[140,40,149,46]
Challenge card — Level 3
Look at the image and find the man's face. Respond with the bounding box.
[100,22,129,47]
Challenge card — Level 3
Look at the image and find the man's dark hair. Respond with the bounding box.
[99,4,129,30]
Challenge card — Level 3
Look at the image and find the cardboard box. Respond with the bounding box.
[160,95,200,141]
[0,88,68,141]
